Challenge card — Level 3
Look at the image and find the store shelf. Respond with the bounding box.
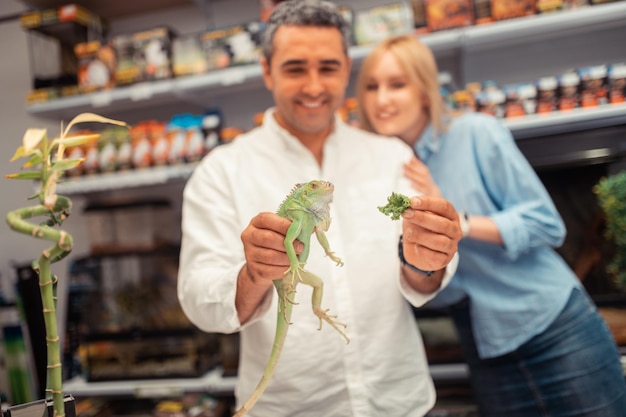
[20,0,197,19]
[25,3,626,121]
[52,103,626,195]
[505,102,626,140]
[463,1,626,51]
[49,103,626,196]
[62,363,469,398]
[55,163,197,195]
[63,367,236,397]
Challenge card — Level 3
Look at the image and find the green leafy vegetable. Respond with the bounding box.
[378,192,411,220]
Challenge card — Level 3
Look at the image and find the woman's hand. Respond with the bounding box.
[404,157,441,197]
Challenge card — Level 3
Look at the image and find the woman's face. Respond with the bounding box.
[362,51,429,145]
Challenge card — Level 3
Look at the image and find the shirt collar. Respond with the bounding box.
[262,107,342,153]
[415,121,441,161]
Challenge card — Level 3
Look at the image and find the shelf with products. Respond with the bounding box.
[62,363,469,398]
[55,163,197,195]
[19,0,198,20]
[24,2,626,121]
[462,0,626,51]
[505,101,626,140]
[50,102,626,195]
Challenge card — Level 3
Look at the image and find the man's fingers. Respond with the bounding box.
[406,196,458,221]
[247,212,301,253]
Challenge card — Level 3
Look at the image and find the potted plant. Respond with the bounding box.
[594,169,626,289]
[4,113,126,417]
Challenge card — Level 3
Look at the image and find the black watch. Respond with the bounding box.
[398,235,435,277]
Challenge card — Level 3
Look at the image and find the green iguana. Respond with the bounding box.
[233,180,349,417]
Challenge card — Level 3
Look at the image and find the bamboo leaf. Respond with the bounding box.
[51,158,85,173]
[23,150,43,168]
[23,128,47,152]
[9,146,28,162]
[5,171,43,180]
[62,113,127,138]
[52,133,100,148]
[52,133,100,161]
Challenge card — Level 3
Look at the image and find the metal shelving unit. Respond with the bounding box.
[25,2,626,123]
[55,163,198,195]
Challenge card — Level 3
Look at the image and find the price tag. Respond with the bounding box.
[90,91,113,107]
[130,82,154,101]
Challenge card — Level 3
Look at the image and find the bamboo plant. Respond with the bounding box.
[5,113,126,417]
[594,169,626,289]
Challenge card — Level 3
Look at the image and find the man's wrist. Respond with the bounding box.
[398,235,435,277]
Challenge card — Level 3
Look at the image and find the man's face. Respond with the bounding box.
[261,25,351,142]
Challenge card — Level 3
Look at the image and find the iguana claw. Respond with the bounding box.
[314,307,349,344]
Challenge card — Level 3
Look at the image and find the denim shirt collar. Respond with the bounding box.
[414,121,440,162]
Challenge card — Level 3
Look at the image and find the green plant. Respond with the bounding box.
[5,113,126,417]
[594,170,626,289]
[378,192,411,220]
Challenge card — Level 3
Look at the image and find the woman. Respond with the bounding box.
[356,34,626,417]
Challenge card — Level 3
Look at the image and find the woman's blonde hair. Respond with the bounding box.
[356,35,449,136]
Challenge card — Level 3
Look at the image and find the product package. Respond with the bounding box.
[578,65,608,108]
[490,0,536,21]
[353,3,414,46]
[425,0,475,31]
[133,27,176,82]
[198,22,265,72]
[74,40,116,92]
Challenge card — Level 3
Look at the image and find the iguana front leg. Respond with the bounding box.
[299,269,349,344]
[315,229,344,267]
[283,215,309,283]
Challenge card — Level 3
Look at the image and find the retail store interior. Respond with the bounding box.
[0,0,625,416]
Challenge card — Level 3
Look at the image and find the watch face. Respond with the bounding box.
[87,59,110,87]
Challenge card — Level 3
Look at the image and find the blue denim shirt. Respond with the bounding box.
[417,112,581,359]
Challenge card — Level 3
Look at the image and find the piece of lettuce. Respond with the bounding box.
[378,192,411,220]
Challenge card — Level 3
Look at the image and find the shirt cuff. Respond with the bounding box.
[398,251,458,308]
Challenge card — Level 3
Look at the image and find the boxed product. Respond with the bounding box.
[425,0,475,32]
[557,71,581,111]
[535,0,564,13]
[74,40,116,92]
[608,63,626,104]
[20,4,107,92]
[111,33,137,86]
[411,0,430,32]
[503,82,537,117]
[490,0,535,21]
[133,27,176,82]
[199,22,265,71]
[578,64,608,108]
[172,33,207,77]
[535,76,559,113]
[473,0,494,24]
[20,4,106,31]
[353,3,414,46]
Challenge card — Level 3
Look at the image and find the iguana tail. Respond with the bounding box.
[233,289,293,417]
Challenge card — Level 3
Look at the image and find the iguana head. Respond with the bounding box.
[278,180,335,229]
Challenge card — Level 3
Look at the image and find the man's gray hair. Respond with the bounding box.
[261,0,352,62]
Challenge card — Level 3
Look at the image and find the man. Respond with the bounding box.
[177,1,462,416]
